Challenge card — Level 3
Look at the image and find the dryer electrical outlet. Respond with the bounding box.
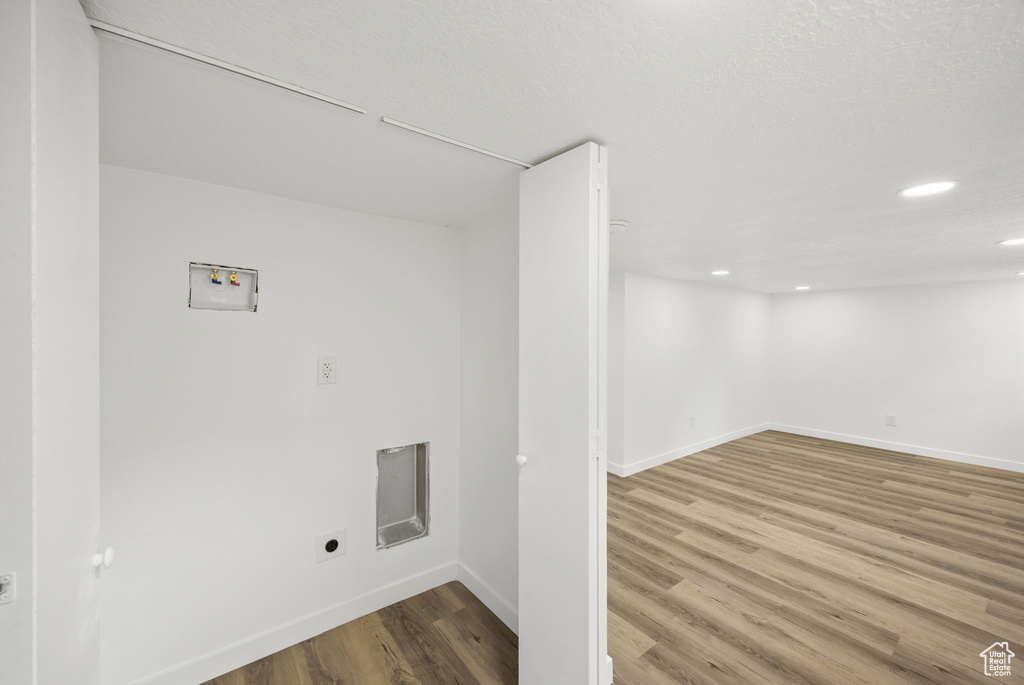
[316,530,346,563]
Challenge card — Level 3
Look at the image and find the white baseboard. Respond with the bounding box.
[132,561,459,685]
[768,424,1024,474]
[608,423,771,477]
[456,561,519,635]
[132,420,1013,685]
[602,654,614,685]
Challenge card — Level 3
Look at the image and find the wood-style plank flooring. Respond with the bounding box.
[208,430,1023,684]
[608,430,1024,685]
[203,581,517,685]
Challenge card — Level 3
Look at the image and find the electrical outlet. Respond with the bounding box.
[885,414,897,427]
[316,530,346,563]
[317,356,337,385]
[689,416,696,429]
[0,572,15,605]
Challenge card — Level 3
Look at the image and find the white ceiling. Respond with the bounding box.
[86,0,1024,292]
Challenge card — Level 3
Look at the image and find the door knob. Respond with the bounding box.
[92,547,115,570]
[516,454,527,468]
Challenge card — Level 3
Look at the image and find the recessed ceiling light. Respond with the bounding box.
[609,220,630,234]
[898,181,959,197]
[795,286,810,291]
[711,270,729,276]
[1000,238,1024,246]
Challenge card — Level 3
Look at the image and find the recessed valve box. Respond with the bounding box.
[188,262,258,312]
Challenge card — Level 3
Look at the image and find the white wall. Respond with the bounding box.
[0,2,36,681]
[457,209,519,631]
[36,4,102,684]
[610,275,1024,477]
[610,273,772,476]
[607,274,626,467]
[99,166,462,684]
[771,280,1024,471]
[1,2,101,684]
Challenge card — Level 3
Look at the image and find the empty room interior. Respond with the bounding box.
[3,1,1023,685]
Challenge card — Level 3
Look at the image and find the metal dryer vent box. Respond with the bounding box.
[376,442,429,550]
[188,262,258,312]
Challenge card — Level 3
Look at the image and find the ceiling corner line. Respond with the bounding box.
[379,116,534,169]
[87,18,368,116]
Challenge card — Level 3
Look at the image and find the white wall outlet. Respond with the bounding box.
[0,572,15,605]
[316,529,346,563]
[885,414,897,427]
[317,356,337,385]
[689,416,696,429]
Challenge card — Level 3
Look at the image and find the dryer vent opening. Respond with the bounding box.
[376,442,429,550]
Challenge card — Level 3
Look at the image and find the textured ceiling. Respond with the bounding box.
[86,0,1024,292]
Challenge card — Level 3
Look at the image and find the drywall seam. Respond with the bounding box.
[129,562,459,685]
[456,561,519,635]
[769,424,1024,474]
[608,424,772,477]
